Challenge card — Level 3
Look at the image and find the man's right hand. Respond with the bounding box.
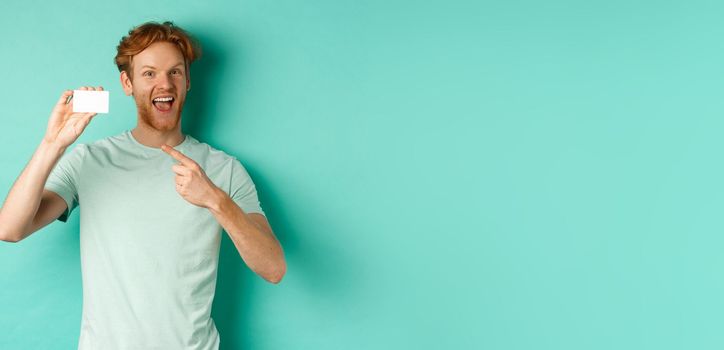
[0,86,104,243]
[43,86,104,149]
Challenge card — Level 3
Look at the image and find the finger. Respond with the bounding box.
[75,111,95,123]
[67,112,96,125]
[161,145,195,166]
[79,113,97,128]
[171,164,190,176]
[175,176,188,186]
[57,90,73,106]
[82,112,97,121]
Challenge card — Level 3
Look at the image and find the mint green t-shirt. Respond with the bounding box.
[44,130,265,350]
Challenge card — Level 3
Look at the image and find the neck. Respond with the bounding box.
[131,125,185,148]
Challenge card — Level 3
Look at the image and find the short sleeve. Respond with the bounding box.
[44,144,86,222]
[230,158,265,217]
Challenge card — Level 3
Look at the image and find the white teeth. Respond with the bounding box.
[153,97,173,102]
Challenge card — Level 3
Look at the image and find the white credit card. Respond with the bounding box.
[72,90,109,114]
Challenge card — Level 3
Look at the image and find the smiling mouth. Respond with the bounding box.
[152,96,175,112]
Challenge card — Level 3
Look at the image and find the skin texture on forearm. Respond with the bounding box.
[0,140,65,240]
[208,189,286,283]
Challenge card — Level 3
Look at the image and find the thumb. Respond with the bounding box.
[79,112,97,128]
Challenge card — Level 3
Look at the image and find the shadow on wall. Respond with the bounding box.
[179,30,265,349]
[181,30,225,139]
[182,28,359,349]
[214,165,361,350]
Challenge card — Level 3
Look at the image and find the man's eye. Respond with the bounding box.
[143,71,154,77]
[171,70,181,75]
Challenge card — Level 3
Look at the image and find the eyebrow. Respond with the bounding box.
[140,63,185,70]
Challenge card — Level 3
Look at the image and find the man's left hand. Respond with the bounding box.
[161,144,220,208]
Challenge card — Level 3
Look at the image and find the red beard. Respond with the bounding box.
[136,98,183,131]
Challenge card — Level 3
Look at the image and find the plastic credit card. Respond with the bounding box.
[72,90,109,114]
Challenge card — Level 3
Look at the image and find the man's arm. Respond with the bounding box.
[0,142,68,242]
[0,87,102,242]
[208,194,286,284]
[160,145,287,284]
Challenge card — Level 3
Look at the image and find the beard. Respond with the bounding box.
[135,97,184,132]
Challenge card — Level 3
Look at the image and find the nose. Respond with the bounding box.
[157,72,172,90]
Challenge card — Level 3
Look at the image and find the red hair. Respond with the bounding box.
[115,21,201,78]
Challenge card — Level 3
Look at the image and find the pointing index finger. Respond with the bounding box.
[161,144,194,166]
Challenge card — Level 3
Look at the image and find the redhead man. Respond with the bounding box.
[0,21,286,349]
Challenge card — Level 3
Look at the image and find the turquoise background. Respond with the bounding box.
[1,0,723,349]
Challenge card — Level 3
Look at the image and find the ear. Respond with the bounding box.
[186,75,191,92]
[120,71,133,96]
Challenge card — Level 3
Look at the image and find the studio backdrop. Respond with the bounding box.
[1,0,723,349]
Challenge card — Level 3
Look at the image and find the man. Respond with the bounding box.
[0,21,286,349]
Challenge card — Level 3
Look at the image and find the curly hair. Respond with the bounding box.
[115,21,201,79]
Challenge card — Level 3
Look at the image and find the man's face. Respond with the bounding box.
[120,42,190,132]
